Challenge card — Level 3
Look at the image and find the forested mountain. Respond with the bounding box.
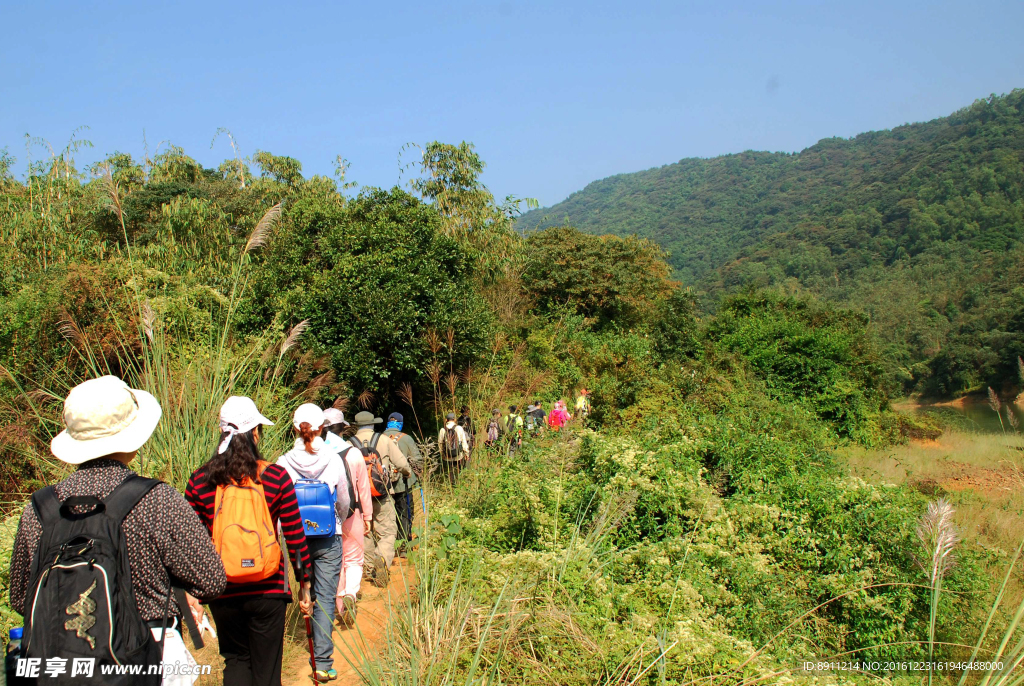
[519,90,1024,396]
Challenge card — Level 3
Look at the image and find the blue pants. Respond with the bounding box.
[306,535,343,670]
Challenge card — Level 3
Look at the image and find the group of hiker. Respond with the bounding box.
[4,376,592,686]
[6,376,424,686]
[484,390,591,452]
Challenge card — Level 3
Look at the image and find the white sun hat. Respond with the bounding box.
[218,396,274,454]
[293,403,326,430]
[50,376,163,465]
[322,408,348,427]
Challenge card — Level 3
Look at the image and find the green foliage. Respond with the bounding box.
[412,141,492,230]
[252,150,304,185]
[523,226,674,330]
[525,310,656,421]
[424,398,986,684]
[705,290,894,442]
[239,187,491,395]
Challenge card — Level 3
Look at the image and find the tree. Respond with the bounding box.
[412,141,493,236]
[252,151,304,185]
[239,187,490,396]
[522,226,674,330]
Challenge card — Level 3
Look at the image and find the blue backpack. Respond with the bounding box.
[293,463,337,538]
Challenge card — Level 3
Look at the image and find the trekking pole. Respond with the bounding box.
[304,612,317,682]
[297,556,318,682]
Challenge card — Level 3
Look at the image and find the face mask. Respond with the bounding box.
[387,420,402,431]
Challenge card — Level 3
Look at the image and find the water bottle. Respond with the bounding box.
[4,627,23,686]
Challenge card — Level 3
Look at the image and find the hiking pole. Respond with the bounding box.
[298,556,318,682]
[304,611,317,682]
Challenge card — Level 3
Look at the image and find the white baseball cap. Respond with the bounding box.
[322,408,348,427]
[293,403,326,430]
[218,396,274,454]
[51,376,163,465]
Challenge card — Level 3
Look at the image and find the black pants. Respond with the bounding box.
[209,596,287,686]
[394,489,414,544]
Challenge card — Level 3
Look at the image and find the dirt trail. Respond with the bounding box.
[281,558,417,685]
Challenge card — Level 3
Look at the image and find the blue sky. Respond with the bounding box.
[2,1,1022,207]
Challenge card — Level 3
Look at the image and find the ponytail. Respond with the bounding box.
[204,428,261,487]
[299,421,317,454]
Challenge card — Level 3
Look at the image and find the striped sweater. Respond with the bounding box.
[185,463,310,601]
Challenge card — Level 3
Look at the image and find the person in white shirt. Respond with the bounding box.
[437,412,470,482]
[275,404,351,680]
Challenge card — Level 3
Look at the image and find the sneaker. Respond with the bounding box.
[312,669,331,683]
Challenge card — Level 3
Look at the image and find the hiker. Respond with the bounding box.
[185,396,312,686]
[528,401,546,436]
[532,400,547,425]
[276,404,353,683]
[322,409,371,626]
[350,411,412,576]
[9,375,227,684]
[322,408,351,451]
[382,412,421,558]
[503,405,523,434]
[547,399,573,430]
[575,389,591,419]
[438,412,470,481]
[485,408,503,448]
[504,405,524,454]
[457,406,475,454]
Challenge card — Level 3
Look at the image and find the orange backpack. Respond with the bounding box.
[212,461,282,583]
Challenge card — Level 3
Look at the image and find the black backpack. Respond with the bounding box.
[22,476,168,686]
[349,434,391,497]
[440,426,461,460]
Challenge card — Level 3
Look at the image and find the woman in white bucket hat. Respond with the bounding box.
[9,375,227,683]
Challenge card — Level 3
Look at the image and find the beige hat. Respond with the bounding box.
[51,376,162,465]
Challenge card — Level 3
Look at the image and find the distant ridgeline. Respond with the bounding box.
[519,90,1024,397]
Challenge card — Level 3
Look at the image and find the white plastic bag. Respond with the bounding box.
[150,624,201,686]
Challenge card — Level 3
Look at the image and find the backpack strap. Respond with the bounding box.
[369,433,381,451]
[173,586,204,649]
[349,436,366,455]
[103,475,162,523]
[341,456,359,507]
[30,486,61,528]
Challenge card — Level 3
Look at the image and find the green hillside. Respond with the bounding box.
[519,90,1024,396]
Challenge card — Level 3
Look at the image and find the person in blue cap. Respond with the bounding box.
[382,412,420,559]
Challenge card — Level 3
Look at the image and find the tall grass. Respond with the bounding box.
[916,498,959,686]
